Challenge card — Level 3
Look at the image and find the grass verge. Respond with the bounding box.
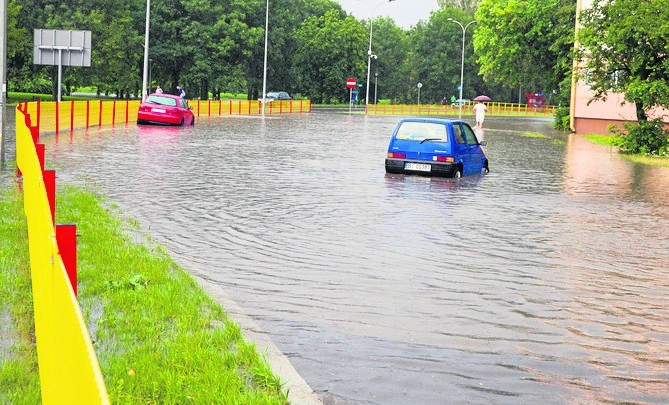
[619,154,669,167]
[521,131,549,138]
[0,185,41,403]
[582,134,618,146]
[0,182,288,403]
[581,134,669,167]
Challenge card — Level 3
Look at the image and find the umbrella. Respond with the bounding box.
[474,95,491,101]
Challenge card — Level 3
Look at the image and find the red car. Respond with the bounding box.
[137,93,195,126]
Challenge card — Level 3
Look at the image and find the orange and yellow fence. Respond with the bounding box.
[20,98,312,134]
[15,105,109,403]
[366,102,556,117]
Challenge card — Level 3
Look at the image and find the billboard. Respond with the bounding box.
[34,29,91,67]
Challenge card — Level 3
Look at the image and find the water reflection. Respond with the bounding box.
[39,113,669,404]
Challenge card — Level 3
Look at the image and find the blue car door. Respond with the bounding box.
[460,123,485,175]
[451,123,470,169]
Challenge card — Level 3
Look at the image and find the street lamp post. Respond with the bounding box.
[447,18,476,118]
[365,0,396,112]
[374,72,379,104]
[148,58,152,94]
[261,0,269,116]
[141,0,150,100]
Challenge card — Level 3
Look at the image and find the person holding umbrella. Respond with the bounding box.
[473,95,490,128]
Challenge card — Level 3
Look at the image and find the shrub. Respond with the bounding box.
[609,119,669,156]
[553,106,571,131]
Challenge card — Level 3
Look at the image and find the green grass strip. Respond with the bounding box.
[619,154,669,167]
[1,182,288,403]
[521,131,549,138]
[0,183,41,403]
[582,134,619,146]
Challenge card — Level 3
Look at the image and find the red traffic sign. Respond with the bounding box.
[346,77,357,89]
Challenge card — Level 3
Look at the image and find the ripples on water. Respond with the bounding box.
[40,113,669,404]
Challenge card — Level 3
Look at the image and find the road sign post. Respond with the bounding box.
[346,77,356,114]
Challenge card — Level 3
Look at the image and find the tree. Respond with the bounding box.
[473,0,575,104]
[409,9,478,104]
[578,0,669,122]
[437,0,480,12]
[365,17,410,103]
[293,10,367,103]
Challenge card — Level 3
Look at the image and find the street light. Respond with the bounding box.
[366,0,396,110]
[148,58,152,93]
[141,0,150,100]
[447,18,476,118]
[374,72,379,104]
[261,0,269,116]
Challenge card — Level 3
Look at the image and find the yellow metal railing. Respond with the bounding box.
[366,102,556,117]
[15,105,109,404]
[22,98,312,134]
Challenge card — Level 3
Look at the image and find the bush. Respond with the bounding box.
[609,119,669,156]
[553,106,571,131]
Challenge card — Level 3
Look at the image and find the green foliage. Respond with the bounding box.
[609,120,669,156]
[5,0,575,104]
[474,0,575,101]
[0,185,41,402]
[293,10,367,103]
[553,106,571,131]
[578,0,669,121]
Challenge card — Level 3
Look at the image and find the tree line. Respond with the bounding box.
[4,0,575,106]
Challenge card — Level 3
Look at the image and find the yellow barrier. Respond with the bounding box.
[15,106,110,404]
[23,98,312,134]
[366,102,556,117]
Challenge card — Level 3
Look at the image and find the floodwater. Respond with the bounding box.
[35,112,669,404]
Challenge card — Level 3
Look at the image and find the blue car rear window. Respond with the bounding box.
[396,122,448,142]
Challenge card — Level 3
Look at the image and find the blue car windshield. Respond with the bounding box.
[395,122,448,142]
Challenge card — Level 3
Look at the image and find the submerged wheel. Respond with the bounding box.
[190,117,195,126]
[481,165,490,175]
[453,168,462,178]
[180,118,185,126]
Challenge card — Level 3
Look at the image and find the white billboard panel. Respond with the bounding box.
[33,29,92,67]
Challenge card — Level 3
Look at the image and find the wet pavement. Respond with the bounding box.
[22,112,669,404]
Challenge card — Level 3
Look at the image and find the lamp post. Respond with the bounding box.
[447,18,476,118]
[365,0,396,111]
[141,0,150,100]
[148,58,152,94]
[261,0,269,116]
[374,72,379,104]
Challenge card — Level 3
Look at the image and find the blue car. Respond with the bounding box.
[385,118,489,178]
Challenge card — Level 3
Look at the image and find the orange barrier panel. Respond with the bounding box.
[24,98,312,134]
[15,105,109,404]
[366,103,555,117]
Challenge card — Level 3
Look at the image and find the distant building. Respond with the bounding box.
[570,0,669,134]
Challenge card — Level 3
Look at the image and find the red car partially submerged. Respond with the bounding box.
[137,93,195,126]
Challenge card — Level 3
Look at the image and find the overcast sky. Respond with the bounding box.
[333,0,441,29]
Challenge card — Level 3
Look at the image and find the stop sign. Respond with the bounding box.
[346,77,357,89]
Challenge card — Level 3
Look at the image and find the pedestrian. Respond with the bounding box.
[472,100,487,128]
[155,85,163,94]
[441,96,447,106]
[176,85,186,99]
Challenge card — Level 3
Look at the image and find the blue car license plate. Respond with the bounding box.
[405,162,431,172]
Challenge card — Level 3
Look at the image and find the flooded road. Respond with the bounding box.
[41,112,669,404]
